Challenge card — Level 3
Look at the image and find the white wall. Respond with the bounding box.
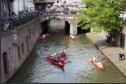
[13,0,24,15]
[25,0,35,12]
[13,0,35,15]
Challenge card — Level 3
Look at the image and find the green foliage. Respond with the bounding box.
[77,0,126,34]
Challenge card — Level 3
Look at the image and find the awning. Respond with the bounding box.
[78,3,86,8]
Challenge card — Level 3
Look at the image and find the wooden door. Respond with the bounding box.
[35,3,46,11]
[3,52,8,75]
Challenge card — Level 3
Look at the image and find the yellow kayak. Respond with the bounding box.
[93,56,104,70]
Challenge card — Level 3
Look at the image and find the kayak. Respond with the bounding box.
[48,54,64,67]
[93,56,104,70]
[39,34,50,39]
[70,35,75,40]
[59,52,66,62]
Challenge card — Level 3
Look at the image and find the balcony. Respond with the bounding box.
[33,0,55,3]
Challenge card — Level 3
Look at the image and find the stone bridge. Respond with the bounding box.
[39,15,79,34]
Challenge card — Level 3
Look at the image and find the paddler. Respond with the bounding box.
[42,34,46,37]
[95,56,100,62]
[52,53,60,62]
[59,51,65,58]
[45,33,49,36]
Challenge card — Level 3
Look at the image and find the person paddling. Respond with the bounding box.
[42,34,46,37]
[95,56,100,62]
[45,33,49,36]
[70,34,74,38]
[59,49,65,58]
[52,53,60,62]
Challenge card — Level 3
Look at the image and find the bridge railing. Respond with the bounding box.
[39,10,81,16]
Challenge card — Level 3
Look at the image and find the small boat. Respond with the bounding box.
[93,56,104,70]
[47,54,64,67]
[70,35,75,40]
[59,52,66,62]
[39,34,50,39]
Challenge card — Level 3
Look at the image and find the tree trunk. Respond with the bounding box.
[109,33,112,46]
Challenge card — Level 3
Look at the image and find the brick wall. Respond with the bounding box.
[1,18,42,83]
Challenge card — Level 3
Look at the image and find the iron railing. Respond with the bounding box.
[1,12,39,33]
[39,10,81,15]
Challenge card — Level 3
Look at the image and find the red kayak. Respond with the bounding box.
[70,35,75,40]
[39,34,50,39]
[47,54,64,67]
[59,53,66,62]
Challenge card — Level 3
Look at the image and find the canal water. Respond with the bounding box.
[7,33,126,83]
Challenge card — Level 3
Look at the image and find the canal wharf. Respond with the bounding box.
[86,32,126,76]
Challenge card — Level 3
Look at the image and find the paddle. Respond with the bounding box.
[46,57,49,59]
[65,46,68,49]
[48,32,52,34]
[90,61,94,63]
[67,37,69,39]
[66,55,71,56]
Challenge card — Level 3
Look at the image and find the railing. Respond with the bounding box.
[1,12,39,33]
[1,10,81,33]
[39,10,81,16]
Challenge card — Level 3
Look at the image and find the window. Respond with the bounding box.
[39,6,41,9]
[18,46,20,59]
[3,52,8,75]
[22,43,24,54]
[57,1,59,3]
[26,37,29,52]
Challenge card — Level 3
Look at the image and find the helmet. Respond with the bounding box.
[54,53,56,55]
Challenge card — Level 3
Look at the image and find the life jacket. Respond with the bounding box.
[61,50,65,53]
[95,58,100,62]
[54,57,59,62]
[61,53,65,57]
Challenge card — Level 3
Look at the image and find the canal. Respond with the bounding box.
[7,33,126,83]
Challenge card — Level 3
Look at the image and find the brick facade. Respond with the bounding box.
[1,18,42,83]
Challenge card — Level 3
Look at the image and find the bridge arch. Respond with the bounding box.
[39,15,77,34]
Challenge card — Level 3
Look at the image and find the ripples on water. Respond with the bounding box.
[7,33,126,83]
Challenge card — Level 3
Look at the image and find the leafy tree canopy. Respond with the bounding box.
[77,0,126,34]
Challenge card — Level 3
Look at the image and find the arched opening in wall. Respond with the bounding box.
[65,21,70,33]
[77,22,91,34]
[40,18,70,34]
[41,20,49,34]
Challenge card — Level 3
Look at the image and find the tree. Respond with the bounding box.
[77,0,126,45]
